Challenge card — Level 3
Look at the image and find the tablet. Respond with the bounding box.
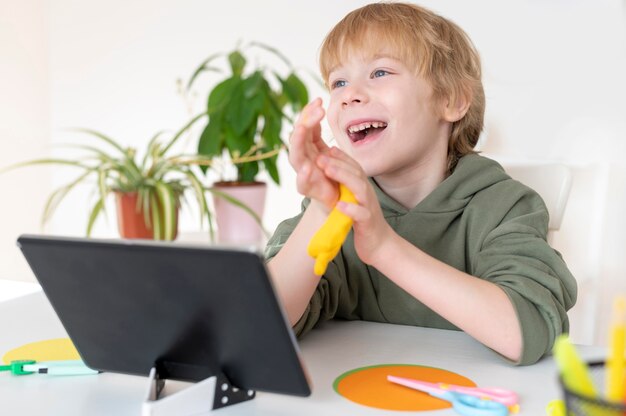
[17,234,311,397]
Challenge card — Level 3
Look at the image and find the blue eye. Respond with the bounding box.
[331,79,347,89]
[372,69,389,78]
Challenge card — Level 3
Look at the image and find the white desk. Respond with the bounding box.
[1,292,604,415]
[0,279,41,302]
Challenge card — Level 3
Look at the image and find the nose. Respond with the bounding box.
[341,83,368,107]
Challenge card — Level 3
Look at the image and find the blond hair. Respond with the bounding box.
[319,2,485,172]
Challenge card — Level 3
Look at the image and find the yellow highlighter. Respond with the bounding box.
[307,184,357,276]
[553,334,597,397]
[606,296,626,402]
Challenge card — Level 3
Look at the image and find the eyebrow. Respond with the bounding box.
[327,53,399,77]
[371,53,397,61]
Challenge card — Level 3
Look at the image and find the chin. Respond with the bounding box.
[356,160,385,178]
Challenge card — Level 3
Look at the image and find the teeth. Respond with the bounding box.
[348,121,387,133]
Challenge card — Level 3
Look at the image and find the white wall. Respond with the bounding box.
[2,0,625,345]
[0,0,50,280]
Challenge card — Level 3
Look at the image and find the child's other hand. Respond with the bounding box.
[317,147,393,266]
[289,98,339,211]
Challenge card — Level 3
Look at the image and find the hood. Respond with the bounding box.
[371,154,511,215]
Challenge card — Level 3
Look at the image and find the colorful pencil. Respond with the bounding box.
[553,334,597,397]
[606,296,626,402]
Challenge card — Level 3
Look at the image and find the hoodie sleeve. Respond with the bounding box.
[471,183,577,365]
[264,199,346,338]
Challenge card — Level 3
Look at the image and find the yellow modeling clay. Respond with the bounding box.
[307,184,357,275]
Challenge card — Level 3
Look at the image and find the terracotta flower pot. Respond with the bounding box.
[115,192,178,240]
[212,181,266,245]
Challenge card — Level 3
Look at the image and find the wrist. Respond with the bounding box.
[368,224,402,270]
[308,198,332,217]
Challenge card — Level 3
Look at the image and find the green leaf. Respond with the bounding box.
[248,41,292,68]
[223,71,267,138]
[0,158,90,174]
[53,143,118,163]
[226,80,253,137]
[228,50,246,77]
[208,77,240,115]
[115,156,143,189]
[285,73,309,110]
[260,110,282,149]
[181,179,212,238]
[168,153,214,169]
[262,155,280,185]
[66,128,127,155]
[178,169,208,229]
[230,88,265,138]
[238,161,259,183]
[224,125,249,155]
[86,197,106,237]
[149,192,162,240]
[278,73,309,113]
[224,75,264,137]
[141,130,167,168]
[140,188,152,229]
[64,129,144,185]
[223,129,243,155]
[269,76,287,109]
[155,182,177,241]
[97,168,109,217]
[160,112,206,157]
[264,92,292,124]
[278,74,297,106]
[41,169,94,227]
[243,71,264,99]
[198,118,224,164]
[186,52,223,90]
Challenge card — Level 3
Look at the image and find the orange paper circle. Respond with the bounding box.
[333,364,476,411]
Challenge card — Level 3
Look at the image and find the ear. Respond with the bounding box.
[442,90,471,123]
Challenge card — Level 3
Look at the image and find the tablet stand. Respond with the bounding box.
[142,366,256,415]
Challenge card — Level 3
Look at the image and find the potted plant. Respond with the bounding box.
[1,116,214,240]
[184,42,310,244]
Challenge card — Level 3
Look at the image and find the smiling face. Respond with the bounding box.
[326,51,451,181]
[319,3,485,178]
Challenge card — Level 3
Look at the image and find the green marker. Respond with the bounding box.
[0,359,99,376]
[553,334,597,397]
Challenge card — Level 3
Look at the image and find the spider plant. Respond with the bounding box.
[1,115,215,240]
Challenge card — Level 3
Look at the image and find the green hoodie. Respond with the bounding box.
[265,154,577,365]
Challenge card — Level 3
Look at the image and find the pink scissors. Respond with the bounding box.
[387,375,519,408]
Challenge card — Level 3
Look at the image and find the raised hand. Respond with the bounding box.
[288,98,338,211]
[316,147,393,266]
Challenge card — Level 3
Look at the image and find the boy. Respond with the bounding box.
[266,2,576,365]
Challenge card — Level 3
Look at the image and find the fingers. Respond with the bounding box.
[298,97,324,129]
[317,150,366,196]
[295,161,312,193]
[336,200,371,223]
[288,124,311,168]
[289,98,326,170]
[295,159,338,209]
[288,98,341,208]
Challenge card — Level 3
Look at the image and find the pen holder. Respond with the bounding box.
[560,361,626,415]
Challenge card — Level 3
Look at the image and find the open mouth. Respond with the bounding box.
[347,121,388,143]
